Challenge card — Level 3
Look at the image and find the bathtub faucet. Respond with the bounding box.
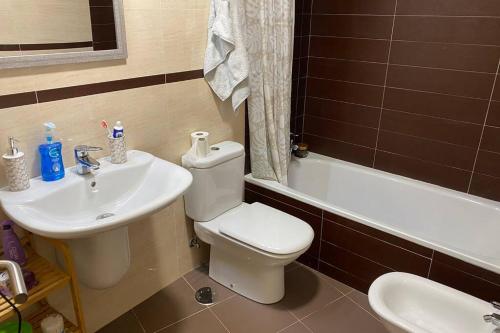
[483,301,500,327]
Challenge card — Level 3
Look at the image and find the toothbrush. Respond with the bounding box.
[101,120,112,137]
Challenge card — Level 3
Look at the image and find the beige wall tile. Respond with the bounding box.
[0,2,244,331]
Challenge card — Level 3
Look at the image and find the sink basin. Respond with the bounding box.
[0,150,192,239]
[368,272,498,333]
[0,150,192,289]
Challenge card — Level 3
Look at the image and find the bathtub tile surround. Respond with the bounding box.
[291,0,500,201]
[98,263,390,333]
[244,182,500,301]
[0,0,245,331]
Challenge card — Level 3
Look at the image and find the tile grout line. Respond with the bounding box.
[323,219,433,260]
[293,0,307,135]
[308,13,500,19]
[286,310,314,333]
[130,309,147,333]
[295,261,353,296]
[309,34,500,48]
[208,308,231,333]
[317,210,324,270]
[154,308,209,333]
[307,76,492,102]
[300,0,314,140]
[426,250,435,278]
[344,293,382,323]
[310,57,499,75]
[467,56,500,192]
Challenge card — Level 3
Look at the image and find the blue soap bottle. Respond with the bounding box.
[38,122,65,181]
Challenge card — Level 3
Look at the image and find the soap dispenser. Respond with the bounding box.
[38,122,65,181]
[2,137,30,191]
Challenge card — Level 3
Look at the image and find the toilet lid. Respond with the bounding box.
[218,202,314,255]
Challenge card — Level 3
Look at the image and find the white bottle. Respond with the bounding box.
[112,121,124,138]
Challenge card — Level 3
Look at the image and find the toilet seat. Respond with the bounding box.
[214,202,314,255]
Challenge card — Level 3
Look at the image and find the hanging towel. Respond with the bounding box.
[204,0,249,111]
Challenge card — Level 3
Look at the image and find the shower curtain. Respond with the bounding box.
[245,0,294,184]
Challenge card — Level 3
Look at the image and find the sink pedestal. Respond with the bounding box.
[58,227,130,289]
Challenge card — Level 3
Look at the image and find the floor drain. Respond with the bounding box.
[96,213,115,220]
[195,287,214,305]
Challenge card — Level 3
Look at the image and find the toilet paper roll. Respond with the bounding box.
[190,131,210,158]
[41,313,64,333]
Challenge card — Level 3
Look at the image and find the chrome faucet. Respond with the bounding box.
[484,301,500,328]
[290,133,299,156]
[74,145,103,175]
[0,260,27,304]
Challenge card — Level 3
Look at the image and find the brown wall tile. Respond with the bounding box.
[397,0,500,16]
[309,37,389,63]
[480,126,500,153]
[320,241,393,288]
[307,78,384,107]
[386,65,495,99]
[319,261,370,292]
[380,109,483,148]
[306,97,380,128]
[429,257,500,302]
[393,17,500,46]
[486,101,500,127]
[322,219,431,276]
[304,115,378,148]
[313,0,396,15]
[302,134,375,167]
[311,15,394,39]
[384,88,489,124]
[469,173,500,202]
[474,150,500,178]
[377,130,476,170]
[494,75,500,100]
[323,211,432,257]
[374,151,471,191]
[297,0,500,202]
[308,58,387,85]
[390,41,500,73]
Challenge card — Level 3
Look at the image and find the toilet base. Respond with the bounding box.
[209,247,285,304]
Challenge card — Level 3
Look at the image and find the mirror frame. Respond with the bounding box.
[0,0,127,69]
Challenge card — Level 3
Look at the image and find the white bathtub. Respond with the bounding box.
[245,152,500,274]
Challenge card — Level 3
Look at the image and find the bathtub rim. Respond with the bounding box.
[244,152,500,275]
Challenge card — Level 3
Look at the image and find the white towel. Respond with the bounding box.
[204,0,249,111]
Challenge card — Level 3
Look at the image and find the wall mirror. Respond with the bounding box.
[0,0,127,69]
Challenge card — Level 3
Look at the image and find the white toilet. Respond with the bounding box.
[182,141,314,304]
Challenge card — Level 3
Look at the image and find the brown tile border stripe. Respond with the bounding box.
[0,45,21,51]
[0,69,204,109]
[37,74,166,103]
[0,92,38,109]
[0,42,93,51]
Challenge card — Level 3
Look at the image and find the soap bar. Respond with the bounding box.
[41,314,64,333]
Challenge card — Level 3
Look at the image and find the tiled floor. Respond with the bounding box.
[98,262,389,333]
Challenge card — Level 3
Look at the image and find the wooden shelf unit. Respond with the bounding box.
[0,236,86,333]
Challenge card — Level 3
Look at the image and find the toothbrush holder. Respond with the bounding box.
[2,153,30,192]
[108,135,127,164]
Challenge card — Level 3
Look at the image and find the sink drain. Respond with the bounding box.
[96,213,115,220]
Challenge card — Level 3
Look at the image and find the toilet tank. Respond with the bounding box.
[182,141,245,222]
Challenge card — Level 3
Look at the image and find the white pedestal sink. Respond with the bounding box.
[0,150,192,288]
